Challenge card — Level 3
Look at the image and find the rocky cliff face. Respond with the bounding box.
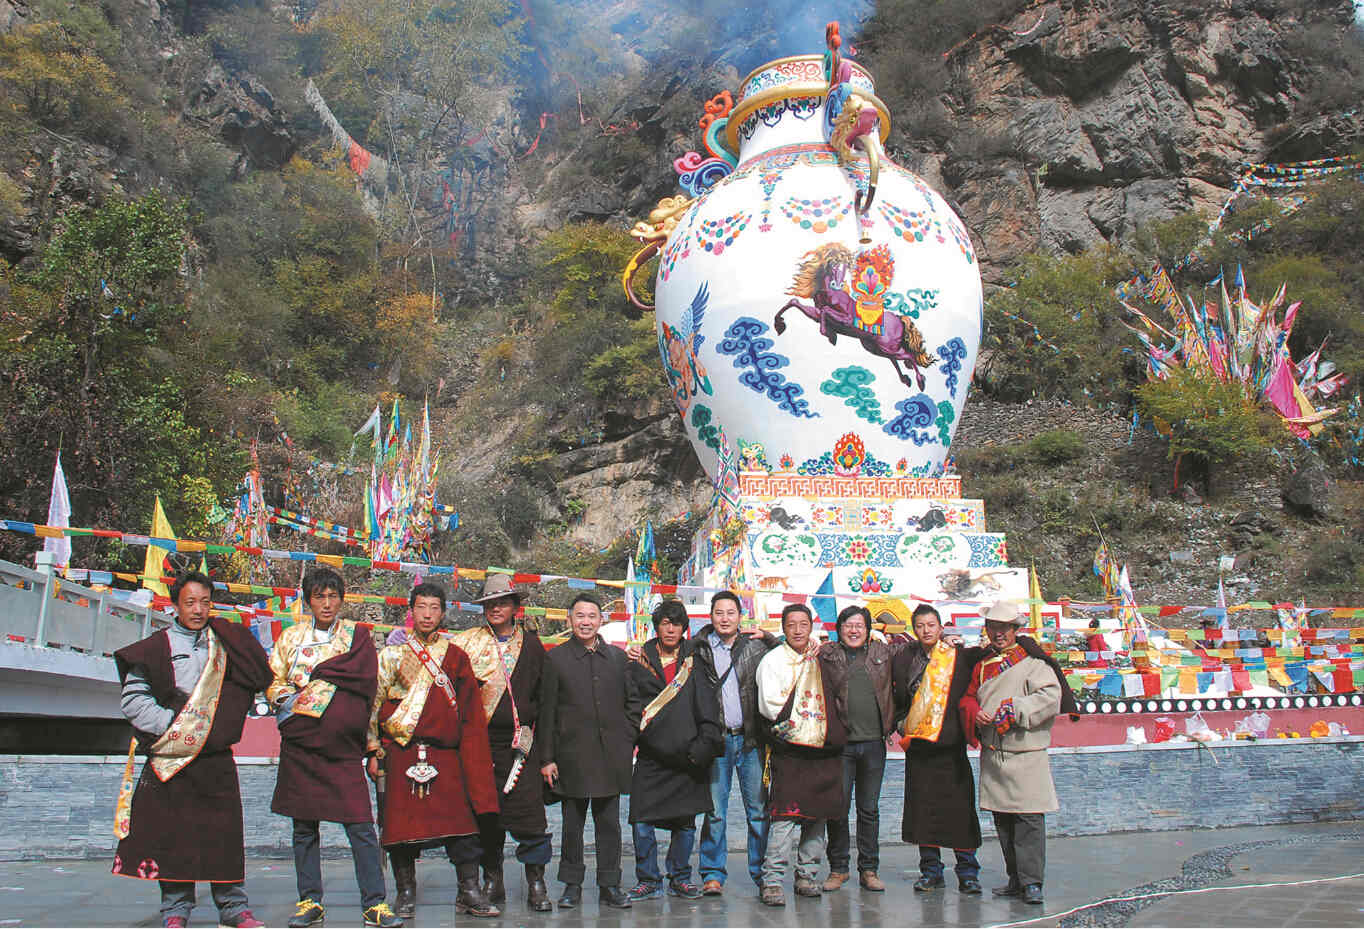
[924,0,1361,280]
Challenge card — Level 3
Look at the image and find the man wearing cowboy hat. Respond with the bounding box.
[449,574,554,912]
[959,600,1066,906]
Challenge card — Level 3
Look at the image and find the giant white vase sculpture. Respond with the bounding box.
[625,34,1024,622]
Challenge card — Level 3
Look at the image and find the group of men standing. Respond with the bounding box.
[111,568,1074,927]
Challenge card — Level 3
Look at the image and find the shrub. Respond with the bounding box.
[973,474,1028,512]
[955,444,1022,474]
[1301,533,1364,596]
[1134,370,1283,490]
[981,247,1143,405]
[1026,429,1086,464]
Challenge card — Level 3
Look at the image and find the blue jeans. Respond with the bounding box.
[633,821,696,885]
[919,845,980,881]
[826,739,886,873]
[699,733,767,887]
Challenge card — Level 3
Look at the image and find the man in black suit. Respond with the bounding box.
[540,594,634,910]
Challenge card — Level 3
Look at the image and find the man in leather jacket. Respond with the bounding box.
[816,605,909,892]
[687,591,779,895]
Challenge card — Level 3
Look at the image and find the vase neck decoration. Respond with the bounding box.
[727,52,887,166]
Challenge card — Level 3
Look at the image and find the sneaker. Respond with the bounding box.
[363,902,403,927]
[627,881,664,901]
[668,880,703,900]
[794,877,822,897]
[701,879,723,896]
[164,919,188,929]
[287,899,325,928]
[219,911,265,928]
[760,884,785,907]
[914,874,945,892]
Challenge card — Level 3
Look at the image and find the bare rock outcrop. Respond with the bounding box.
[188,63,295,170]
[930,0,1361,270]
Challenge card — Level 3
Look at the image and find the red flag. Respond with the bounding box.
[347,140,372,176]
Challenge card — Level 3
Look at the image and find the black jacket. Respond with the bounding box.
[689,624,779,750]
[540,635,634,798]
[625,640,724,824]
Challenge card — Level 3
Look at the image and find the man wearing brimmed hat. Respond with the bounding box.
[449,574,553,912]
[959,600,1066,906]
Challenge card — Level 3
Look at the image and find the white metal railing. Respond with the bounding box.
[0,559,173,656]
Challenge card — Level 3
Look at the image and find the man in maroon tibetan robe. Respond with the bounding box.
[267,568,400,928]
[113,571,270,929]
[449,573,554,912]
[366,582,501,919]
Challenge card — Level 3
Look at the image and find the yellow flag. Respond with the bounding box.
[142,496,174,598]
[1028,562,1043,635]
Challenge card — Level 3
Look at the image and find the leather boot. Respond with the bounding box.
[481,865,506,905]
[391,855,417,918]
[456,862,501,918]
[525,864,552,912]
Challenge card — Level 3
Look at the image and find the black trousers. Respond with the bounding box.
[992,812,1046,888]
[826,739,886,873]
[387,834,482,869]
[557,795,622,887]
[480,824,553,869]
[292,819,386,908]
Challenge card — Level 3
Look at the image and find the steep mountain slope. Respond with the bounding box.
[1,0,1362,612]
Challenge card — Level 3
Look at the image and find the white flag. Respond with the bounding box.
[43,451,71,567]
[349,404,382,462]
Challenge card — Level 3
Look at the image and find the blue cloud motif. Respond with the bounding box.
[936,337,968,397]
[717,316,818,419]
[883,393,937,445]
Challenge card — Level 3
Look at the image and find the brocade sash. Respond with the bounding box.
[639,656,692,732]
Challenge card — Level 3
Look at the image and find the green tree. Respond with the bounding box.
[1134,370,1282,493]
[0,20,122,135]
[982,246,1142,404]
[35,192,189,409]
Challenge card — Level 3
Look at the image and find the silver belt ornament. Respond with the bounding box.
[406,743,438,798]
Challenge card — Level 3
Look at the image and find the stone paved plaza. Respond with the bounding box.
[2,821,1359,927]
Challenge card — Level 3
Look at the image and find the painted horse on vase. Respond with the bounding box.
[775,242,935,390]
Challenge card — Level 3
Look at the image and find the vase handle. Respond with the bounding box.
[622,241,661,312]
[622,195,696,312]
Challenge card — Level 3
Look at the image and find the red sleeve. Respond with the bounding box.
[959,665,983,749]
[451,647,500,817]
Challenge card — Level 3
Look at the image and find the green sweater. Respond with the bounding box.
[844,645,883,742]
